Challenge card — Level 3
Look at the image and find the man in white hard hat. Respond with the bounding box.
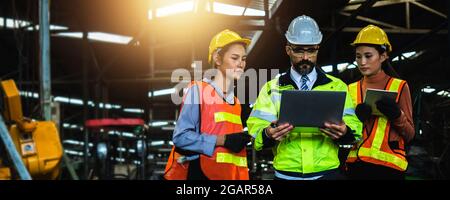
[247,15,362,180]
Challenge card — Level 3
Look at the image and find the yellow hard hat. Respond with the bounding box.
[351,25,392,52]
[208,29,251,64]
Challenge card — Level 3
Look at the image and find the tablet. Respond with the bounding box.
[364,88,398,116]
[278,90,346,127]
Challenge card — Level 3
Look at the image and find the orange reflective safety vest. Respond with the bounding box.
[346,77,408,171]
[164,81,249,180]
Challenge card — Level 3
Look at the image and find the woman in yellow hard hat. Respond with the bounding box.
[345,25,415,180]
[164,29,252,180]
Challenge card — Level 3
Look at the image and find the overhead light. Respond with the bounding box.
[393,51,417,62]
[69,98,84,105]
[50,25,69,30]
[149,121,169,127]
[0,17,30,28]
[162,126,175,131]
[122,132,135,138]
[437,90,450,97]
[150,140,165,146]
[244,8,265,16]
[421,86,435,93]
[55,32,83,38]
[114,158,125,162]
[88,101,95,107]
[54,96,70,103]
[337,63,350,71]
[88,32,133,44]
[402,51,417,58]
[149,88,176,97]
[0,17,69,31]
[26,24,69,31]
[24,91,123,110]
[156,1,194,18]
[64,150,84,156]
[321,65,333,73]
[213,2,245,16]
[348,61,357,69]
[108,130,135,138]
[19,91,39,98]
[54,32,133,45]
[123,108,144,113]
[63,140,93,147]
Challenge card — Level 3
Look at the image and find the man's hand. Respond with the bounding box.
[265,121,294,141]
[320,122,347,140]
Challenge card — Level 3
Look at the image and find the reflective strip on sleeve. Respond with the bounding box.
[249,109,277,123]
[343,108,355,116]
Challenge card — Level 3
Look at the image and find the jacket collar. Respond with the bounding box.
[278,67,332,89]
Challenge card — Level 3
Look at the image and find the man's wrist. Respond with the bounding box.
[264,127,272,139]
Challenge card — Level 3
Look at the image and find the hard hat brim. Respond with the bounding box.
[208,38,251,63]
[230,38,252,47]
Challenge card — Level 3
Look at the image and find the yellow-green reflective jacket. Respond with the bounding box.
[247,69,362,174]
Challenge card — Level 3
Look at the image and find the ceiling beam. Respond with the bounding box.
[339,11,405,29]
[343,0,422,11]
[323,0,378,46]
[410,1,447,19]
[247,0,284,55]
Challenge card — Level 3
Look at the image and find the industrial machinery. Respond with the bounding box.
[0,79,62,179]
[85,118,148,180]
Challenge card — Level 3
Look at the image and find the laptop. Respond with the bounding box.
[278,90,346,127]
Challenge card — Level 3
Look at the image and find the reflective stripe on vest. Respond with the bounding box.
[196,81,248,180]
[164,81,248,180]
[347,78,408,171]
[214,112,242,125]
[357,147,408,170]
[216,152,247,167]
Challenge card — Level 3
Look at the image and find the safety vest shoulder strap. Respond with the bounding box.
[348,81,362,105]
[385,78,406,102]
[347,77,408,171]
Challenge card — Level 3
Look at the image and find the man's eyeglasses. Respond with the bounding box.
[288,46,319,56]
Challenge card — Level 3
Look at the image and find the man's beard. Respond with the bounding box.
[293,59,315,75]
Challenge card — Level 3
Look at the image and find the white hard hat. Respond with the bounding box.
[285,15,322,45]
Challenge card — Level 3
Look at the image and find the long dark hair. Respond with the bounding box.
[355,43,400,78]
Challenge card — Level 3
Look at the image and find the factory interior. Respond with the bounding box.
[0,0,449,180]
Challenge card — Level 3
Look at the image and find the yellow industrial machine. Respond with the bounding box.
[0,79,62,179]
